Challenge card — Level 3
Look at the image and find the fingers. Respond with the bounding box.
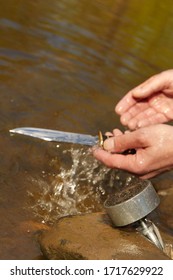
[115,91,136,115]
[93,124,173,179]
[119,101,149,127]
[123,107,156,129]
[93,147,169,179]
[133,113,168,129]
[105,129,122,137]
[115,70,172,117]
[119,94,173,129]
[132,71,170,99]
[93,148,137,172]
[122,108,168,130]
[103,129,123,149]
[112,128,123,136]
[103,130,147,153]
[93,147,149,176]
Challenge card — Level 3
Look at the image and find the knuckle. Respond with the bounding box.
[128,154,149,175]
[135,160,149,175]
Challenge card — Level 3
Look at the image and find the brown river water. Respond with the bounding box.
[1,0,173,259]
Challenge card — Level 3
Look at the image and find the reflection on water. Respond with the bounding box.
[1,0,173,259]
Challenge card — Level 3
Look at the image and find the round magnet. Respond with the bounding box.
[104,180,160,227]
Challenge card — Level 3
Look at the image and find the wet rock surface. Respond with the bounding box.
[38,212,170,260]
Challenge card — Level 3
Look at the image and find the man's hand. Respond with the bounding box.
[116,70,173,130]
[93,124,173,179]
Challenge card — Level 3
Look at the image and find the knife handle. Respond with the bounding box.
[100,132,136,155]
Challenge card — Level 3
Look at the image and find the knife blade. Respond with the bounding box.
[9,127,102,146]
[9,127,136,154]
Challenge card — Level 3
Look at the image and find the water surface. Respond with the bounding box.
[1,0,173,259]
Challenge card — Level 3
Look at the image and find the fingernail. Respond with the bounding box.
[103,138,115,151]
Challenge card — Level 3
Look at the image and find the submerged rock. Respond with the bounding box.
[38,212,169,260]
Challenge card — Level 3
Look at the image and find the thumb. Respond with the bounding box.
[103,131,147,153]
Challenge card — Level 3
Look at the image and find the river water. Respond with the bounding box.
[1,0,173,259]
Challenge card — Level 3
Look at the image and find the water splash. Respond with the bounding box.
[27,146,135,224]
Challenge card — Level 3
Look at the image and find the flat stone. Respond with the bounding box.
[39,212,169,260]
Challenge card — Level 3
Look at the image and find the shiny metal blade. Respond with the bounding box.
[9,127,98,146]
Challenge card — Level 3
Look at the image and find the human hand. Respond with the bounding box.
[93,124,173,179]
[116,70,173,130]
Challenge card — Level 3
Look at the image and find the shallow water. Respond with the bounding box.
[1,0,173,259]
